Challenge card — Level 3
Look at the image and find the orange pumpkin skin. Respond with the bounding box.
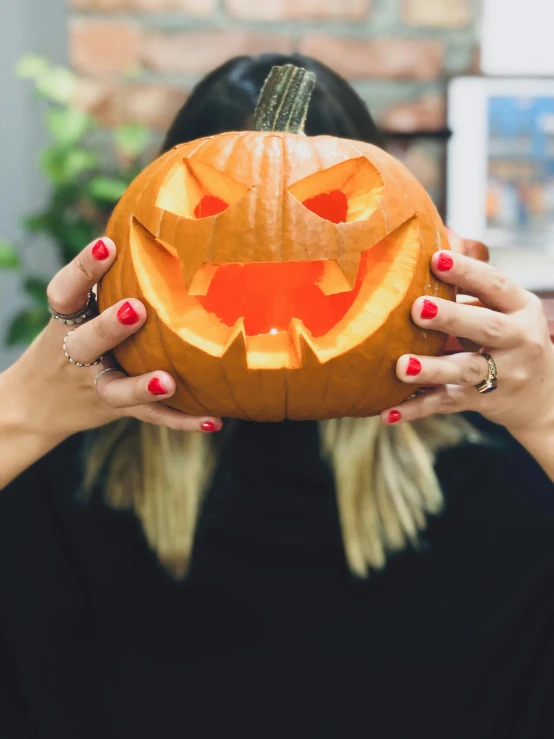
[99,132,454,421]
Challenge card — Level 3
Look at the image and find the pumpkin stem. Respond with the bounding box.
[253,64,316,134]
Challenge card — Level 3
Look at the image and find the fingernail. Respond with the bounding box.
[200,421,219,433]
[406,357,422,376]
[387,410,402,424]
[117,301,139,326]
[148,378,167,396]
[421,299,438,320]
[437,252,453,271]
[92,239,110,261]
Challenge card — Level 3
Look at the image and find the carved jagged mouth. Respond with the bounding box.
[129,215,420,370]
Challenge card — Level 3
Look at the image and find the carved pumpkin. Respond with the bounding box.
[99,65,454,421]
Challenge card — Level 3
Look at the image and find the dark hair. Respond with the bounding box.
[162,53,385,152]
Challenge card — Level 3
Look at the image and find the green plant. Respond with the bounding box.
[1,55,151,345]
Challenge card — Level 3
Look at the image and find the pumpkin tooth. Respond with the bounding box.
[188,264,218,296]
[289,318,320,368]
[316,260,356,296]
[336,253,363,291]
[222,317,247,359]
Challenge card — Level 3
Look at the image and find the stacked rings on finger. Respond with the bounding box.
[63,329,104,368]
[475,350,499,394]
[49,291,98,325]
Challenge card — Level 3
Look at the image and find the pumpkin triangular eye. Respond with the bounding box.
[302,191,348,224]
[194,195,230,219]
[288,157,383,223]
[156,158,248,219]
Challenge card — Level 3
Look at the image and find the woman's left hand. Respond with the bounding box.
[381,249,554,435]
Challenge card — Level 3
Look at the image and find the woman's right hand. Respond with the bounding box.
[2,237,222,448]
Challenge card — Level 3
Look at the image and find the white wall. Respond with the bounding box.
[481,0,554,75]
[0,0,66,370]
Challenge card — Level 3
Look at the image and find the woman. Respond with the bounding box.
[1,53,553,739]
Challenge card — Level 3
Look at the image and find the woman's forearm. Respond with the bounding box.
[509,412,554,482]
[0,369,65,490]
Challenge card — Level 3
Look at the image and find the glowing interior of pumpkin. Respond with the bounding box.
[194,190,358,337]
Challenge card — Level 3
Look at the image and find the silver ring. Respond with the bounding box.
[94,366,119,390]
[63,329,103,368]
[475,350,498,394]
[49,291,97,325]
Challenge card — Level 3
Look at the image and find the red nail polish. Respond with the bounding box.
[421,299,438,320]
[117,301,139,325]
[388,410,402,424]
[406,357,422,376]
[148,378,167,396]
[92,239,109,261]
[437,252,453,271]
[200,421,219,433]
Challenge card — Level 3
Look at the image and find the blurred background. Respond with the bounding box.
[1,0,552,369]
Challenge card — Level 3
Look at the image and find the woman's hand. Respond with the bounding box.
[381,249,554,442]
[2,237,222,445]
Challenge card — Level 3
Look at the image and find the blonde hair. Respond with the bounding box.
[84,415,478,579]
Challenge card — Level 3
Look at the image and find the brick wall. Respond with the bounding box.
[68,0,482,202]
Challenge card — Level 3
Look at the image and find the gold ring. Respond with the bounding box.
[475,351,498,394]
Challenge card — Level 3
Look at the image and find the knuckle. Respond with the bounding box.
[489,271,513,295]
[460,358,484,385]
[512,367,529,384]
[482,316,506,344]
[433,364,451,385]
[92,316,113,343]
[75,253,95,282]
[525,334,546,360]
[134,381,148,406]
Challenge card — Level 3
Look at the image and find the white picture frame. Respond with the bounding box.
[446,76,554,291]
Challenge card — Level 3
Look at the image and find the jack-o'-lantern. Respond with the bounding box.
[99,65,454,421]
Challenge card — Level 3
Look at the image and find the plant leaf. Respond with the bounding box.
[88,176,129,202]
[62,222,97,257]
[23,277,49,309]
[0,240,21,269]
[35,67,76,105]
[6,308,50,346]
[47,108,93,145]
[40,146,99,184]
[23,213,49,234]
[114,124,150,159]
[16,54,49,80]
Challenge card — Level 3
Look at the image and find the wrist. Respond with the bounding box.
[508,401,554,439]
[0,367,67,453]
[507,405,554,481]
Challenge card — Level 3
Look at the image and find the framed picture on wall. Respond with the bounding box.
[446,76,554,292]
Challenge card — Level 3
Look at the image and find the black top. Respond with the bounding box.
[1,414,554,739]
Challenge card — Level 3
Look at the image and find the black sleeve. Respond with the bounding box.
[0,625,40,738]
[462,411,554,496]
